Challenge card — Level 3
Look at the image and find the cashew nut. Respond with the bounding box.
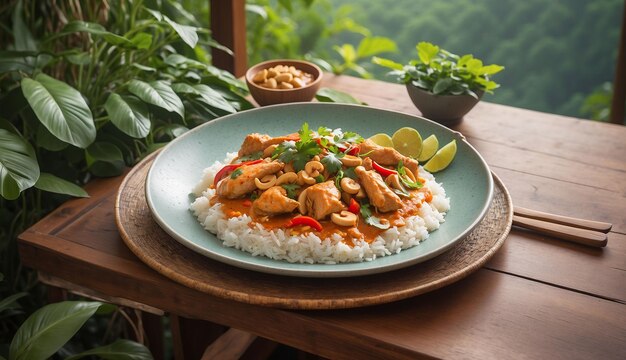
[331,211,358,227]
[298,188,309,214]
[403,167,417,182]
[276,172,298,185]
[298,170,316,185]
[340,177,361,194]
[340,155,362,167]
[355,187,366,199]
[283,162,295,173]
[312,155,321,162]
[304,160,324,177]
[254,174,277,190]
[385,174,403,190]
[263,144,278,158]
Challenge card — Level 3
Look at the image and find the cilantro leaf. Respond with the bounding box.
[317,126,332,137]
[321,152,344,175]
[343,167,358,179]
[341,131,364,144]
[359,202,390,230]
[397,161,423,189]
[236,151,262,162]
[281,184,301,199]
[298,122,312,144]
[230,168,243,179]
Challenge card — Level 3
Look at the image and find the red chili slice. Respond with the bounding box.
[287,216,323,232]
[213,159,264,188]
[371,160,397,177]
[347,198,360,214]
[346,145,360,156]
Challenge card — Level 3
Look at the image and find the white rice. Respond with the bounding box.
[190,153,450,264]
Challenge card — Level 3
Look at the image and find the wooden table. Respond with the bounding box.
[18,75,626,359]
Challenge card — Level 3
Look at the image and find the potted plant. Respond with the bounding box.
[374,42,504,125]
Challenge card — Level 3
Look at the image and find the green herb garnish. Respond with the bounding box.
[230,168,243,179]
[359,201,391,230]
[236,151,262,162]
[397,161,423,189]
[272,122,322,171]
[321,152,344,175]
[281,184,301,199]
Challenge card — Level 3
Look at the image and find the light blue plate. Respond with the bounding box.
[145,103,493,277]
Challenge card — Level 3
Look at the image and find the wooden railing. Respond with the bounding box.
[210,1,625,124]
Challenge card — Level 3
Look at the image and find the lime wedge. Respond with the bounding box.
[418,134,439,162]
[391,127,422,158]
[368,133,394,148]
[423,139,457,173]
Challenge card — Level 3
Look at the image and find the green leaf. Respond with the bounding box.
[9,301,103,360]
[433,78,455,94]
[128,80,184,118]
[315,88,363,105]
[281,184,300,199]
[61,21,133,47]
[12,0,37,52]
[163,16,198,49]
[372,56,403,71]
[278,0,293,12]
[21,74,95,148]
[192,84,237,114]
[334,44,357,64]
[0,292,28,313]
[34,173,88,197]
[36,125,68,151]
[130,33,152,50]
[321,152,343,174]
[357,37,397,58]
[479,64,505,75]
[417,42,439,65]
[86,142,125,177]
[0,51,37,72]
[65,52,90,66]
[0,129,39,200]
[105,94,151,138]
[65,339,152,360]
[145,8,163,21]
[464,58,484,75]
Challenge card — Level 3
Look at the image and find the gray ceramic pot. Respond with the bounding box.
[406,84,483,126]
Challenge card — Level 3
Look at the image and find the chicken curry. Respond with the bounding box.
[210,123,433,244]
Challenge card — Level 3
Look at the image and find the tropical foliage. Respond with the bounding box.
[0,0,249,356]
[374,41,504,98]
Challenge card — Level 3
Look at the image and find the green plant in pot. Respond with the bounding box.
[374,42,504,126]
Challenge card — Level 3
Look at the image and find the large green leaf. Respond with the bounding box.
[9,301,103,360]
[21,74,95,149]
[105,94,151,138]
[61,21,133,47]
[173,84,236,114]
[0,292,27,313]
[128,80,184,118]
[163,16,198,49]
[357,37,397,58]
[35,173,88,198]
[417,42,439,65]
[12,0,37,52]
[0,129,39,200]
[65,340,152,360]
[36,125,68,151]
[315,88,364,105]
[372,56,403,71]
[0,51,37,73]
[86,142,125,177]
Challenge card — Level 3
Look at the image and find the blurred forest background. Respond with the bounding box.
[333,0,622,119]
[235,0,623,121]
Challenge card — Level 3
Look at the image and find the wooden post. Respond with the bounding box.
[210,0,247,77]
[609,4,626,124]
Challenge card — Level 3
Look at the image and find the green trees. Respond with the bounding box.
[336,0,622,119]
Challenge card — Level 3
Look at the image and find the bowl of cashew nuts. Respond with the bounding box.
[245,59,322,106]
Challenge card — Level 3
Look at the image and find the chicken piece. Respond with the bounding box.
[355,166,402,212]
[253,186,299,216]
[238,133,299,157]
[360,139,419,176]
[301,181,345,220]
[217,161,283,199]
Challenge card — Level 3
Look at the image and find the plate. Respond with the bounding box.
[145,103,494,277]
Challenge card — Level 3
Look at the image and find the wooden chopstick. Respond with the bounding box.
[514,206,612,233]
[512,207,611,248]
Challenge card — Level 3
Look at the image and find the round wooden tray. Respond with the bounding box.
[116,152,512,310]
